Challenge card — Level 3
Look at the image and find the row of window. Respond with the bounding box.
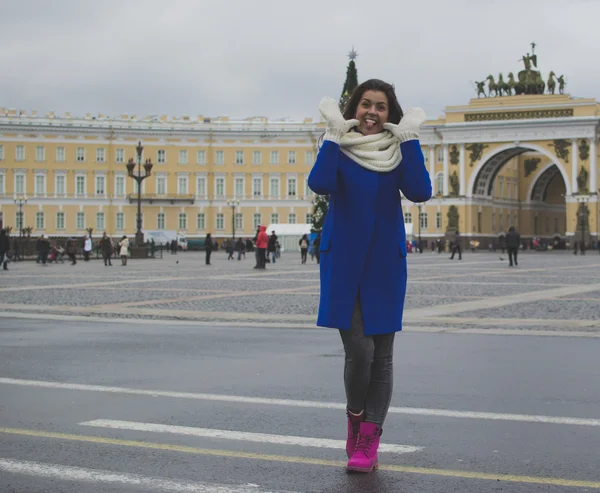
[0,145,315,166]
[3,173,311,199]
[404,211,441,230]
[496,177,519,200]
[15,211,313,232]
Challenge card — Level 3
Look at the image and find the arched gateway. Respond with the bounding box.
[403,46,599,250]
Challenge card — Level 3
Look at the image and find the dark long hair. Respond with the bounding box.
[342,79,404,124]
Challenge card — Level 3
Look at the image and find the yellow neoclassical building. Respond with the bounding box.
[0,111,321,242]
[0,92,599,248]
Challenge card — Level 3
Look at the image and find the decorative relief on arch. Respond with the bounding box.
[465,143,488,167]
[549,139,571,163]
[524,158,541,177]
[579,139,589,161]
[577,166,589,193]
[449,145,459,165]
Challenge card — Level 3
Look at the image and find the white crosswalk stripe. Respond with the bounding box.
[79,419,423,454]
[0,458,298,493]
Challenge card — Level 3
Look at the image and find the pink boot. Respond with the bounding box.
[346,421,381,473]
[346,410,365,458]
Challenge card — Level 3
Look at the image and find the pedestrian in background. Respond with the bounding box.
[235,237,245,261]
[254,226,268,269]
[204,233,213,265]
[119,235,129,266]
[267,231,278,264]
[449,231,462,260]
[83,234,92,261]
[506,226,520,267]
[299,234,309,264]
[0,230,10,271]
[308,80,431,473]
[100,232,113,266]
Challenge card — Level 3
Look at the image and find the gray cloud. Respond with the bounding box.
[1,0,598,120]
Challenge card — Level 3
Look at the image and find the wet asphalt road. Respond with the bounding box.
[1,317,600,492]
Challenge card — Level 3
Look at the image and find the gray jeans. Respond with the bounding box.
[339,295,395,427]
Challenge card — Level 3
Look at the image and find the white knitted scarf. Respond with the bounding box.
[339,130,402,172]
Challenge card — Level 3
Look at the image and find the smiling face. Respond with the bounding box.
[354,90,390,136]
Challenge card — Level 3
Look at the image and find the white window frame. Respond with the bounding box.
[270,213,279,224]
[0,172,5,195]
[405,212,412,224]
[253,213,261,229]
[287,177,297,197]
[306,213,312,224]
[197,213,205,230]
[157,149,166,164]
[234,176,244,198]
[95,175,106,196]
[96,212,105,230]
[288,151,296,165]
[56,146,65,162]
[498,177,504,198]
[56,212,65,230]
[235,150,244,165]
[178,149,188,165]
[76,212,85,230]
[419,212,428,230]
[96,148,105,163]
[269,177,280,198]
[215,150,224,165]
[16,145,25,161]
[76,147,85,162]
[436,212,442,229]
[252,177,262,197]
[76,174,86,197]
[156,175,167,196]
[35,211,45,230]
[34,173,46,197]
[196,150,206,165]
[216,213,224,230]
[270,151,279,165]
[177,175,189,195]
[115,148,124,164]
[0,144,4,161]
[435,173,444,195]
[253,150,262,165]
[36,146,45,162]
[288,213,296,224]
[55,174,66,197]
[116,212,125,231]
[178,213,188,230]
[115,174,126,197]
[215,177,225,198]
[235,212,243,230]
[196,174,207,198]
[15,173,25,194]
[157,213,165,230]
[436,147,443,162]
[305,151,313,165]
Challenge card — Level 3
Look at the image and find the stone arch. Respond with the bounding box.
[527,162,563,202]
[467,143,572,197]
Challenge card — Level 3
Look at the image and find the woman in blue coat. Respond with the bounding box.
[308,79,431,473]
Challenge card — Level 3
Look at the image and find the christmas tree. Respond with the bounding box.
[311,48,359,233]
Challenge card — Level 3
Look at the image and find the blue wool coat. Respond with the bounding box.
[308,139,432,335]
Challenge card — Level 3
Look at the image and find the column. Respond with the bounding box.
[428,146,435,187]
[459,143,466,196]
[443,144,449,196]
[571,139,578,195]
[590,138,597,195]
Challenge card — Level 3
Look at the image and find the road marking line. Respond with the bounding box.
[79,419,421,454]
[0,458,297,493]
[1,429,599,489]
[2,377,600,427]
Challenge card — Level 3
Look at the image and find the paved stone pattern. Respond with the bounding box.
[1,250,600,333]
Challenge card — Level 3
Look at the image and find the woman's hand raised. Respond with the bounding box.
[319,97,359,144]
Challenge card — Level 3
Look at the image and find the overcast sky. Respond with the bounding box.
[1,0,598,122]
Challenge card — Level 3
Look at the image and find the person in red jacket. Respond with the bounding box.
[254,225,269,269]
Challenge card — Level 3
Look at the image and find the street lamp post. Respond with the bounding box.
[417,203,423,253]
[126,141,153,247]
[13,195,27,261]
[226,199,240,240]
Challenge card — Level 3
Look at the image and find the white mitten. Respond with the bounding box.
[383,107,426,143]
[319,97,359,143]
